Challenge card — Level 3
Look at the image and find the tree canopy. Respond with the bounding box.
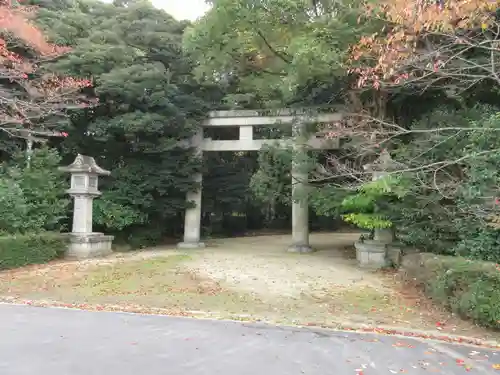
[0,0,91,155]
[184,0,371,106]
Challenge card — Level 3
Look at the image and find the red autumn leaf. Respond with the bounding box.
[0,0,92,139]
[350,0,497,89]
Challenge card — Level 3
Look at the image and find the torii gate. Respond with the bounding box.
[178,108,342,252]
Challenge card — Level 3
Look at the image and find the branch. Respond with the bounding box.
[255,30,292,64]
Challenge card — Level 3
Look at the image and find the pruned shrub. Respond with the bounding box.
[0,232,68,270]
[401,253,500,329]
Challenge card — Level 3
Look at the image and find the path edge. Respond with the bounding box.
[1,296,498,349]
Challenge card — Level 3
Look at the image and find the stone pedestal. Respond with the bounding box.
[372,228,403,266]
[66,233,114,260]
[387,244,403,267]
[59,154,114,259]
[354,239,389,269]
[355,231,403,269]
[374,228,394,243]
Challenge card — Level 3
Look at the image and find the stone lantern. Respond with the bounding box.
[364,149,399,179]
[59,154,114,259]
[354,150,403,268]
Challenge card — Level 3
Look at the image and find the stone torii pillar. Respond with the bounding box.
[59,154,114,259]
[288,121,312,253]
[177,129,205,249]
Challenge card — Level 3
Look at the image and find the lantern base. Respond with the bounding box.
[65,232,114,260]
[354,239,389,269]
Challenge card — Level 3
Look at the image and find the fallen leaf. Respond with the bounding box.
[493,364,500,370]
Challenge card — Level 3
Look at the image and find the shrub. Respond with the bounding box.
[0,147,69,234]
[0,232,68,270]
[401,253,500,329]
[339,175,408,234]
[453,227,500,264]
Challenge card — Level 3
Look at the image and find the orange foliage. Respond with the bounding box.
[0,0,91,133]
[350,0,500,88]
[0,3,70,57]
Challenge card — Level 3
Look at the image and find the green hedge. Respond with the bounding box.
[401,253,500,329]
[0,232,68,270]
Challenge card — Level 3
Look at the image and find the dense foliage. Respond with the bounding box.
[341,175,406,231]
[402,253,500,329]
[0,232,68,270]
[184,0,365,106]
[390,105,500,262]
[0,147,68,234]
[36,0,212,245]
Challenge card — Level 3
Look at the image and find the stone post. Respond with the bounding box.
[287,121,313,253]
[59,154,114,259]
[178,129,205,249]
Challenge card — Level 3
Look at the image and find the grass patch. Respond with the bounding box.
[321,287,397,316]
[0,254,268,315]
[75,255,194,297]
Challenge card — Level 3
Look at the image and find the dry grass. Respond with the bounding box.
[0,255,271,316]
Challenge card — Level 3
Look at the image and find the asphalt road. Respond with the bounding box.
[0,304,498,374]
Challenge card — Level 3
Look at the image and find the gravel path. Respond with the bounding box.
[185,233,387,299]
